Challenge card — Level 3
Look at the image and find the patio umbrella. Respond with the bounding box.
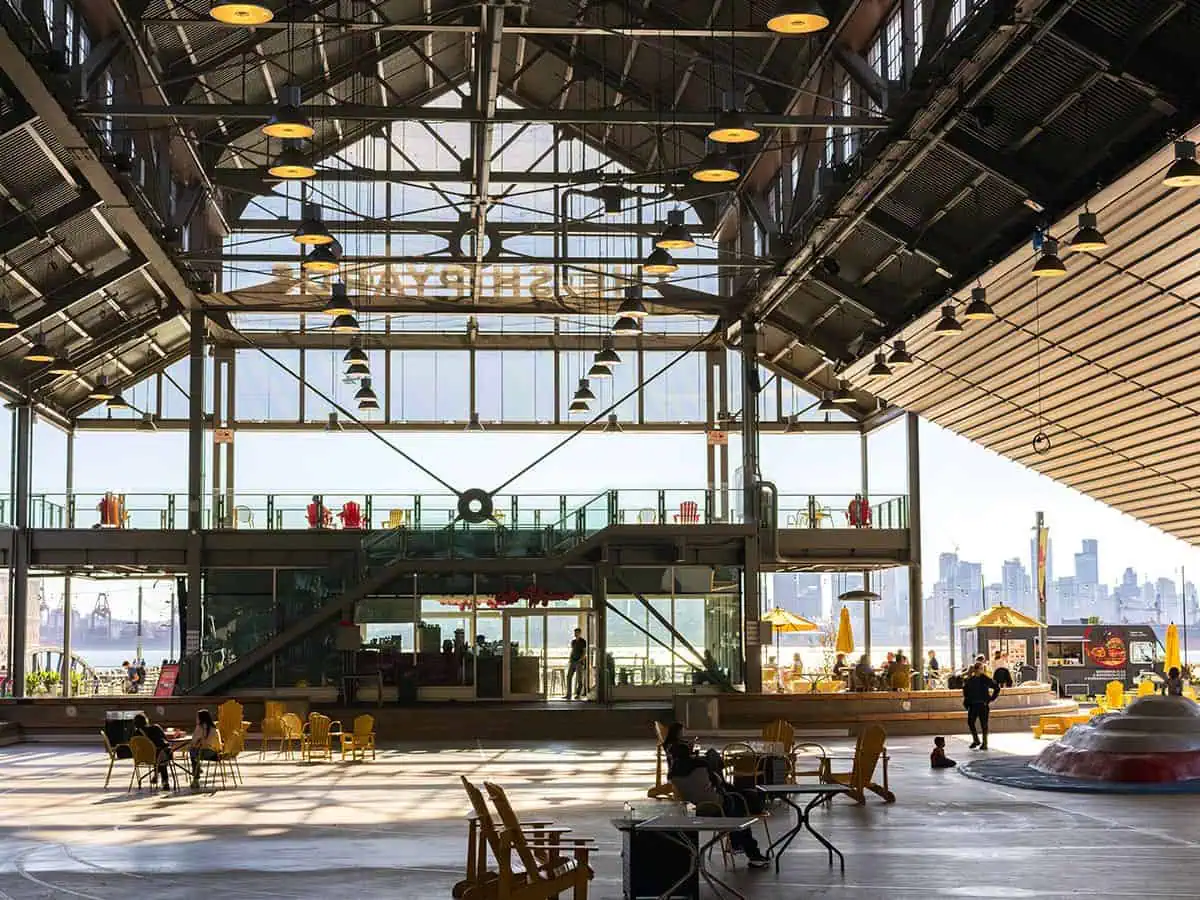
[835,606,855,655]
[956,603,1046,630]
[761,607,818,683]
[1165,622,1181,674]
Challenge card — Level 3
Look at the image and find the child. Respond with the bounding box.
[930,736,956,769]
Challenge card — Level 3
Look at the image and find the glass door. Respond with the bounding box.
[502,609,595,701]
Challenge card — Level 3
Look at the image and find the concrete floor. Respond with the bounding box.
[0,731,1197,899]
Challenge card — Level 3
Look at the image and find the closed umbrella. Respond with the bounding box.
[1165,622,1181,674]
[835,606,855,655]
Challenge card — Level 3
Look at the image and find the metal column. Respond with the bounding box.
[10,403,31,698]
[741,317,762,693]
[860,430,871,662]
[184,309,206,689]
[61,427,74,696]
[593,567,609,704]
[905,412,924,688]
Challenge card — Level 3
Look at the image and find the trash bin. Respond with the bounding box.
[396,670,418,705]
[614,818,699,900]
[104,710,143,759]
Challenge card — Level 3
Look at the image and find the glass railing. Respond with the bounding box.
[7,490,907,531]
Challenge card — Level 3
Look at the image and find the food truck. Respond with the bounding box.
[960,623,1164,697]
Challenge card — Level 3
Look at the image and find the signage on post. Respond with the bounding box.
[214,428,234,444]
[706,430,728,446]
[154,664,180,697]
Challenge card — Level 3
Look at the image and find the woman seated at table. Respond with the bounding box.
[850,654,874,691]
[187,709,222,790]
[133,713,173,791]
[661,722,770,868]
[832,653,849,680]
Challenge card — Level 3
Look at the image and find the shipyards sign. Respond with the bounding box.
[240,262,639,302]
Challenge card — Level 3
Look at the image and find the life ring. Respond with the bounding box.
[457,488,494,524]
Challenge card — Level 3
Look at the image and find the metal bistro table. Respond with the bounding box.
[757,783,853,873]
[633,815,758,900]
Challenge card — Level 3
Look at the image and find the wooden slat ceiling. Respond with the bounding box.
[846,125,1200,543]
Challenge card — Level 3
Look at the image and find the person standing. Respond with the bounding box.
[927,649,940,678]
[962,662,1000,750]
[992,650,1013,688]
[566,627,587,699]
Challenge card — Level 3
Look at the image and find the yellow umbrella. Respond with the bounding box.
[956,603,1046,630]
[762,607,820,633]
[835,606,855,655]
[1165,623,1181,673]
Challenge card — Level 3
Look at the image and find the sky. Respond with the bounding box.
[16,409,1200,621]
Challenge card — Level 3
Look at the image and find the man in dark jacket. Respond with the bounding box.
[962,662,1001,750]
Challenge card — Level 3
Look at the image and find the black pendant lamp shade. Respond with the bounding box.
[47,356,77,375]
[89,375,115,401]
[24,340,54,363]
[612,315,642,334]
[1069,212,1108,253]
[0,308,17,329]
[267,140,315,179]
[596,185,624,215]
[963,286,996,321]
[568,398,590,413]
[331,312,360,334]
[867,353,892,379]
[324,281,354,316]
[573,378,596,403]
[262,86,313,139]
[691,148,740,183]
[655,210,695,250]
[709,109,760,144]
[106,389,130,410]
[210,0,273,24]
[302,242,341,274]
[596,338,621,365]
[887,340,913,367]
[587,360,612,379]
[643,247,679,275]
[617,285,648,318]
[293,203,333,245]
[345,360,370,378]
[1031,238,1067,277]
[933,304,963,335]
[342,344,368,365]
[831,380,856,404]
[1163,140,1200,188]
[355,378,378,403]
[818,391,838,412]
[767,0,830,34]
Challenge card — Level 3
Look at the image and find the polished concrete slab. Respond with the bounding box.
[0,731,1198,898]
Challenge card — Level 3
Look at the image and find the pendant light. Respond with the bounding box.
[596,337,621,365]
[643,247,679,275]
[331,312,360,334]
[1068,211,1107,253]
[345,360,370,378]
[342,343,368,365]
[267,140,315,179]
[358,397,379,411]
[1031,238,1066,277]
[617,285,648,318]
[963,286,996,321]
[818,391,838,412]
[354,378,377,404]
[587,359,612,379]
[89,376,114,401]
[831,380,856,404]
[709,109,760,144]
[324,281,354,316]
[612,315,642,334]
[24,339,54,363]
[1163,140,1200,188]
[262,86,313,139]
[767,0,830,34]
[209,0,272,25]
[887,340,913,367]
[568,398,590,413]
[655,210,695,250]
[691,148,740,183]
[302,243,341,274]
[867,353,892,380]
[595,185,624,215]
[47,356,77,376]
[106,388,130,410]
[0,308,17,329]
[933,304,963,336]
[572,378,596,403]
[293,204,333,245]
[138,412,157,431]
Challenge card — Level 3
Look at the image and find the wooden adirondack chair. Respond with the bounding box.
[217,699,246,740]
[647,721,675,798]
[761,719,830,782]
[483,781,594,900]
[341,714,376,761]
[280,712,303,758]
[822,724,895,803]
[301,712,341,762]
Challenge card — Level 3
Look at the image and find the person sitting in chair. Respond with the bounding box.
[133,713,173,791]
[661,722,770,868]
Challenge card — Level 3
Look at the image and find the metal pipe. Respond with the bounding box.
[906,412,924,689]
[10,402,31,698]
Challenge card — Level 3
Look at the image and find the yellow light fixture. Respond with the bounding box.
[1068,211,1107,253]
[1031,238,1067,278]
[88,376,114,401]
[323,281,354,316]
[691,150,740,183]
[709,110,760,144]
[293,204,333,245]
[24,340,54,363]
[767,0,830,34]
[655,210,695,250]
[302,243,341,274]
[262,87,313,139]
[267,141,315,179]
[643,247,679,275]
[209,0,273,25]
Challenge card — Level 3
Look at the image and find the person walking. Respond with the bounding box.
[962,662,1000,750]
[565,627,587,699]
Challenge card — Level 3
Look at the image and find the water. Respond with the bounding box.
[71,647,175,669]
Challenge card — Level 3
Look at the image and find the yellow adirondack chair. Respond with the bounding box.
[264,700,287,720]
[301,712,341,762]
[217,699,246,739]
[260,716,285,758]
[484,781,594,900]
[823,724,895,804]
[1102,680,1124,712]
[280,712,303,758]
[341,714,376,761]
